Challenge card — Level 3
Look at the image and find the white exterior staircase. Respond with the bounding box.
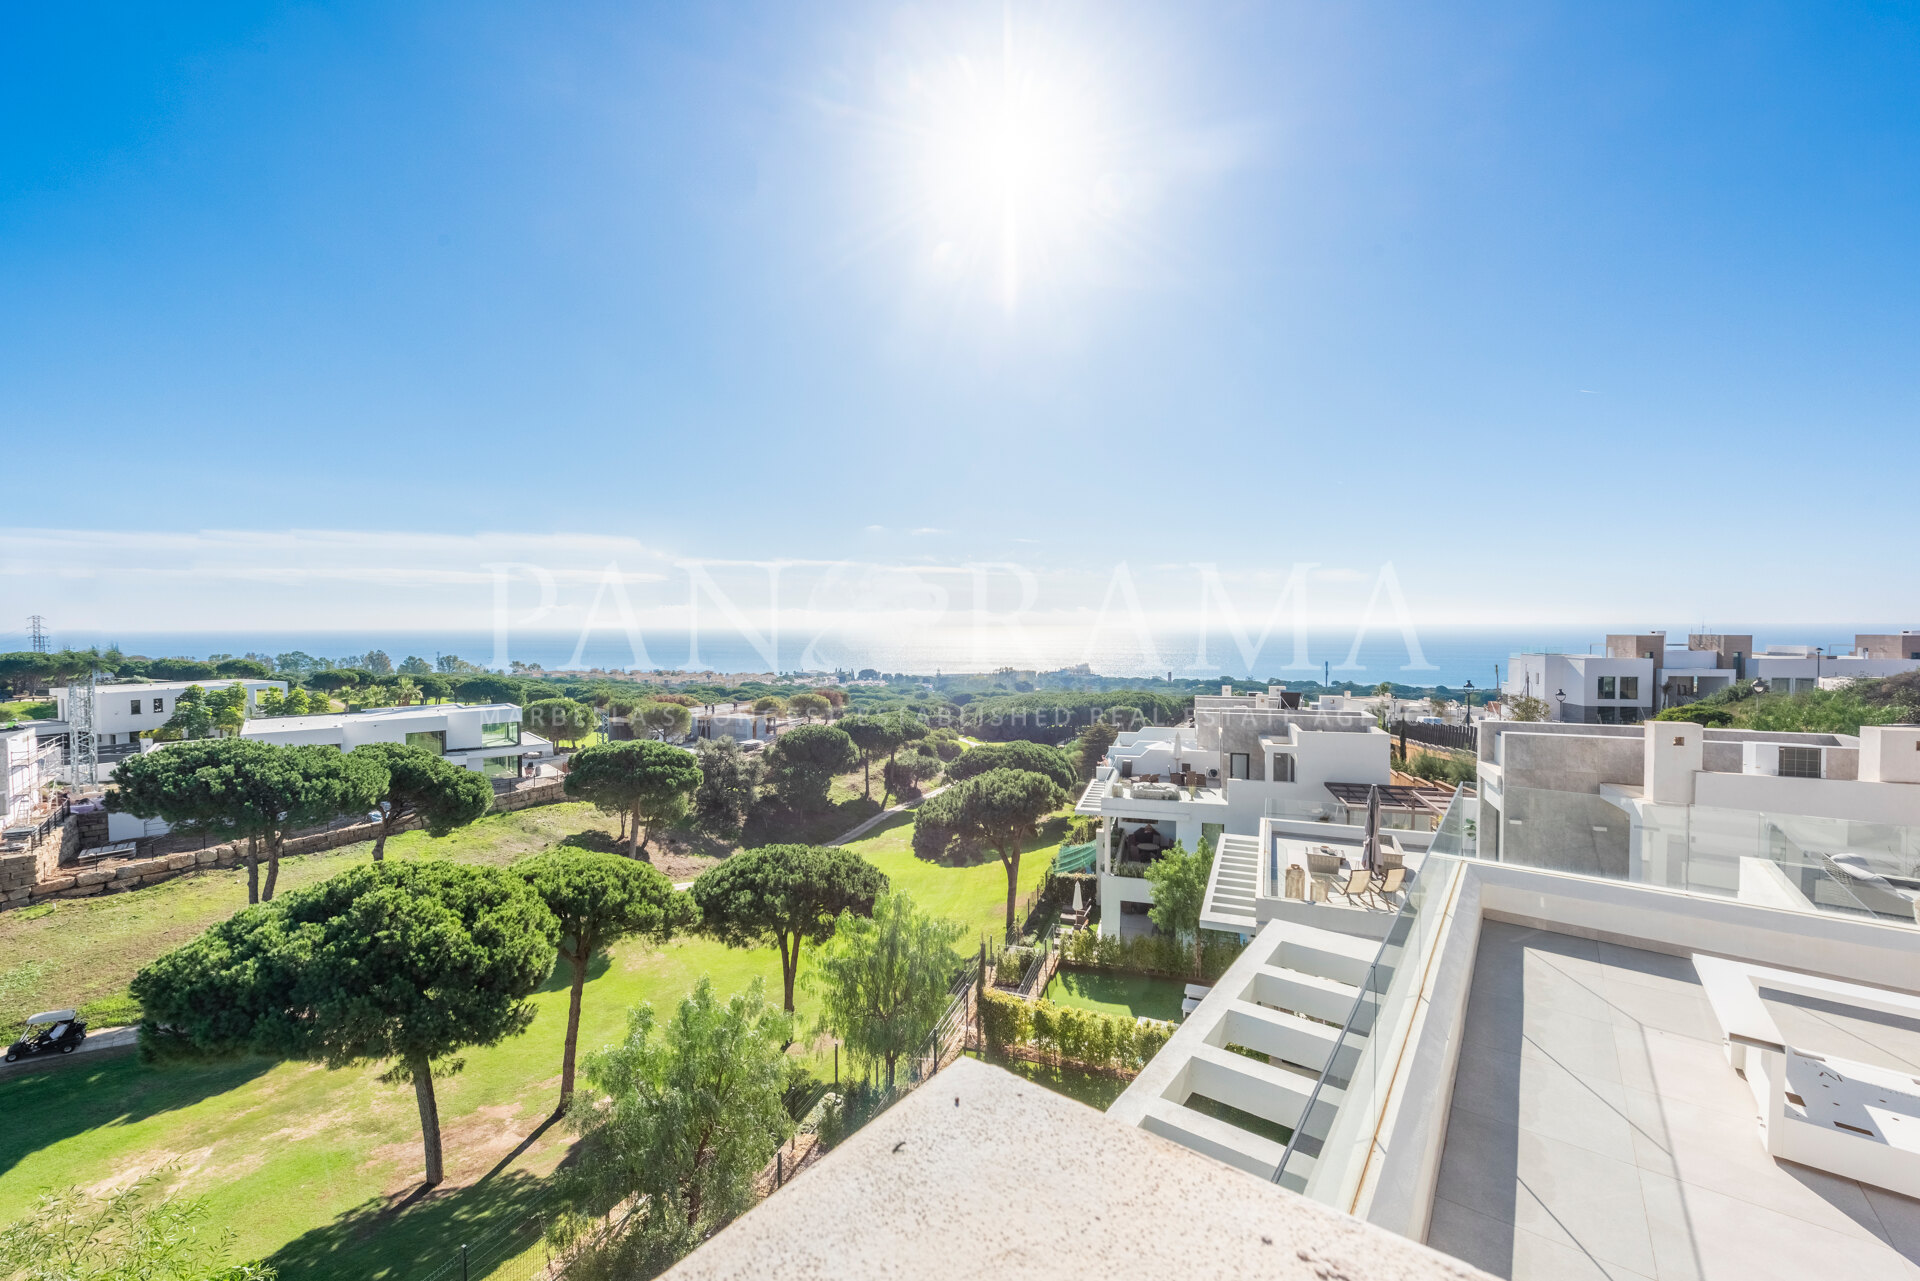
[1109,917,1389,1188]
[1200,833,1261,934]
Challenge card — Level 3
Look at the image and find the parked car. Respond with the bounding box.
[5,1009,88,1062]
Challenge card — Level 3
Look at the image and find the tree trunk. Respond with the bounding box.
[628,806,647,861]
[262,833,283,901]
[862,755,871,801]
[559,945,587,1110]
[1002,846,1021,939]
[410,1051,444,1186]
[245,836,260,905]
[777,934,797,1013]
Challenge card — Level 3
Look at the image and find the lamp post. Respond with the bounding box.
[1462,679,1475,725]
[1555,688,1566,722]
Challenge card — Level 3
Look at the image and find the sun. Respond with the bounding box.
[892,16,1126,314]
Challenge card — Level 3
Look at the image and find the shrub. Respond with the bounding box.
[978,988,1174,1073]
[1060,927,1242,981]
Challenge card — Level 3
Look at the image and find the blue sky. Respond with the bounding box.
[4,1,1918,644]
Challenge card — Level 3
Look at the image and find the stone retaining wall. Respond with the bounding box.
[0,825,67,905]
[0,780,569,910]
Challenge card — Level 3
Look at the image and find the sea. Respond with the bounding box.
[26,625,1888,690]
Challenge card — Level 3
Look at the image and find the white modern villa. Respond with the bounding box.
[1075,687,1455,940]
[1089,709,1920,1280]
[50,678,289,751]
[100,703,553,847]
[1506,630,1920,722]
[235,702,552,777]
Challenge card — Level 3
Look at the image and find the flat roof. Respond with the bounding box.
[1427,921,1920,1279]
[241,702,520,734]
[661,1057,1484,1280]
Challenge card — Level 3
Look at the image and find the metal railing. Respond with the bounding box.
[1270,854,1462,1199]
[906,960,979,1085]
[1391,720,1477,752]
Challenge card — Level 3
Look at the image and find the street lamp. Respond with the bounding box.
[1555,688,1566,721]
[1462,679,1475,724]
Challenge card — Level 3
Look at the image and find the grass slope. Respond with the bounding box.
[0,800,1064,1279]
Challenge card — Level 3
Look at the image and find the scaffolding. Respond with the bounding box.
[70,667,98,786]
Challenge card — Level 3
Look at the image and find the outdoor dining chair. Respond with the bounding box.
[1331,868,1375,907]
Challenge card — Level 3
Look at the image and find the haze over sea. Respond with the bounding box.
[27,626,1891,689]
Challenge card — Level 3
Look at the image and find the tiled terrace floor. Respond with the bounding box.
[1427,920,1920,1280]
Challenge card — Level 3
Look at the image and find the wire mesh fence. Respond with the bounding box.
[410,1198,559,1281]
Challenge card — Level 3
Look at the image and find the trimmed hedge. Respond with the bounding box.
[1060,927,1243,982]
[978,988,1173,1073]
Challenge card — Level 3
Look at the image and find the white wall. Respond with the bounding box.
[4,729,40,826]
[1692,770,1920,827]
[59,679,287,744]
[241,704,528,768]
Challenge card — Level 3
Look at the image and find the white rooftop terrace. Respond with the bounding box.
[1431,920,1920,1279]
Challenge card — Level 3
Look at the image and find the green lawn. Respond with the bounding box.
[1045,970,1188,1023]
[0,700,55,722]
[0,804,606,1038]
[0,801,1065,1278]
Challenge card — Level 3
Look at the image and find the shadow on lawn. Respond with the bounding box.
[0,1053,276,1177]
[267,1167,555,1281]
[743,796,880,848]
[908,813,1071,869]
[533,947,611,996]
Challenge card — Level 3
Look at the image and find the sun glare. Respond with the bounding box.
[893,16,1129,314]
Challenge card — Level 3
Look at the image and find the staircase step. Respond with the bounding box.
[1274,927,1385,988]
[1184,1041,1341,1133]
[1250,967,1368,1030]
[1199,907,1258,933]
[1222,999,1360,1078]
[1138,1096,1288,1179]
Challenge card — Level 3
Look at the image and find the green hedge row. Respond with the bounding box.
[1060,928,1243,982]
[978,988,1173,1072]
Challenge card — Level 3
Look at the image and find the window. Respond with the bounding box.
[1597,706,1618,724]
[480,720,520,747]
[1619,676,1639,701]
[1597,676,1617,699]
[479,755,519,778]
[1778,746,1823,779]
[152,699,164,714]
[130,698,143,715]
[1228,752,1250,780]
[1271,754,1295,782]
[404,730,445,754]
